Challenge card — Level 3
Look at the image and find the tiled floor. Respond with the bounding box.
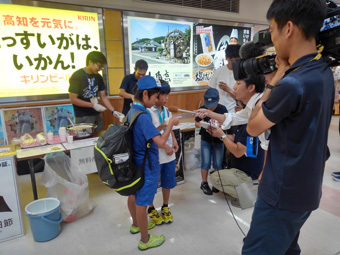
[1,116,340,255]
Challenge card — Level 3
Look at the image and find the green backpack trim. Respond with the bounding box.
[113,177,142,192]
[94,144,113,175]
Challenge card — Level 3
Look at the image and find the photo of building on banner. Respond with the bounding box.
[193,24,252,85]
[0,4,101,100]
[127,16,193,87]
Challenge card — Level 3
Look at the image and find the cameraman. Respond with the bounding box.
[243,0,334,254]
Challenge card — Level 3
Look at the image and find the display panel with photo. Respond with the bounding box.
[43,105,75,134]
[3,107,44,144]
[193,24,251,86]
[0,112,5,145]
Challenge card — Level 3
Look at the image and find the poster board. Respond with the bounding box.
[193,24,251,85]
[124,12,253,89]
[2,107,44,144]
[0,112,5,146]
[43,104,75,135]
[127,16,193,87]
[0,156,24,243]
[0,4,101,102]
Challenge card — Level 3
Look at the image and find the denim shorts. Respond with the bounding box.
[160,160,177,189]
[201,139,224,170]
[135,164,160,206]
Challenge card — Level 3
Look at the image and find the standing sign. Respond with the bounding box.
[70,146,97,174]
[0,156,24,243]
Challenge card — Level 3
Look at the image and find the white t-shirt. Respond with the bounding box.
[209,65,236,113]
[149,106,176,164]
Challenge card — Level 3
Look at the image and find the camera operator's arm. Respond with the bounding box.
[247,58,290,137]
[259,57,290,102]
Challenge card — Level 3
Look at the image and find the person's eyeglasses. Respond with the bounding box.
[95,63,105,70]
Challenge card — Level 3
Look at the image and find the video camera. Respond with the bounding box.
[232,0,340,80]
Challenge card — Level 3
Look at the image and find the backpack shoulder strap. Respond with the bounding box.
[128,110,145,128]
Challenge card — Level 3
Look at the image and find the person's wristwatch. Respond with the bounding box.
[220,135,227,141]
[265,84,274,90]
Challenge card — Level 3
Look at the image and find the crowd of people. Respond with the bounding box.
[68,0,336,253]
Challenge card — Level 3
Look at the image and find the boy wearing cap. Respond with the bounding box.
[126,76,179,251]
[147,80,179,225]
[195,88,228,195]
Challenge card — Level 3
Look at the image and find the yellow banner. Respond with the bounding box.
[0,4,100,97]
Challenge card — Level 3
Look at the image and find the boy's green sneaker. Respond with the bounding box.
[161,206,173,224]
[148,209,164,225]
[138,234,165,251]
[130,221,155,234]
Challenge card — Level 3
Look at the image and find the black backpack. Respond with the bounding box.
[94,110,150,196]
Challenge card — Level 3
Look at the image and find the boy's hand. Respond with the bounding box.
[169,117,180,126]
[164,145,174,156]
[172,142,179,153]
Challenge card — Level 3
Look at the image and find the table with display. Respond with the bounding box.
[3,114,196,201]
[15,137,98,200]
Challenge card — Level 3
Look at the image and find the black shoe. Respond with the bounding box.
[200,182,213,195]
[212,186,220,193]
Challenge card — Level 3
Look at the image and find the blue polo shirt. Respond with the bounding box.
[128,104,160,172]
[230,124,264,180]
[120,74,138,115]
[260,53,334,211]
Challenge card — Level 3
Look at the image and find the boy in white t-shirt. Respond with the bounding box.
[148,80,179,224]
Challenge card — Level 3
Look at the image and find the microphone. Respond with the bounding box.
[239,41,266,59]
[168,106,196,114]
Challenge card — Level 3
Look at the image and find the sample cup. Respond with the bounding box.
[67,135,73,144]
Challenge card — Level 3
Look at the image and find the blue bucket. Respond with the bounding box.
[25,197,62,242]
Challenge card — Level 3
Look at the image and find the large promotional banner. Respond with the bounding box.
[127,16,193,87]
[0,4,100,98]
[193,24,252,85]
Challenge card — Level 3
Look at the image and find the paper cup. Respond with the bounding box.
[67,135,73,144]
[47,132,53,141]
